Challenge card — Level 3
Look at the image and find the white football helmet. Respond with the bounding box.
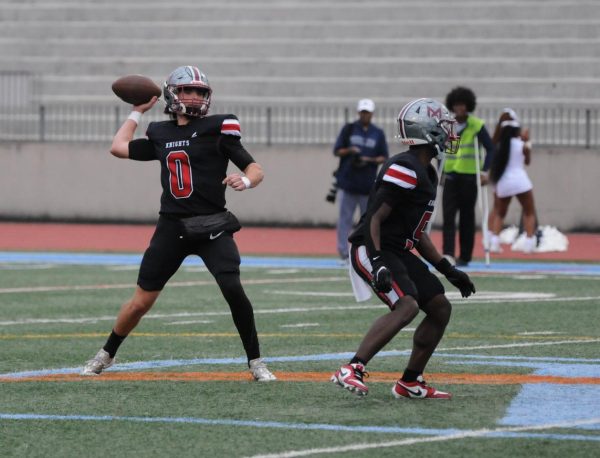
[163,66,212,117]
[397,98,459,158]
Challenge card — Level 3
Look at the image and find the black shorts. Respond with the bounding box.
[350,245,445,309]
[137,215,241,291]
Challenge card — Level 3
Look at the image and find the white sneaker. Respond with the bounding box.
[489,234,503,253]
[249,358,277,382]
[81,349,114,376]
[523,236,536,253]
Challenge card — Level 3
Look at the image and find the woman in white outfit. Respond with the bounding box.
[488,113,537,253]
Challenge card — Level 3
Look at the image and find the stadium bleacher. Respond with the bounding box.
[1,0,599,107]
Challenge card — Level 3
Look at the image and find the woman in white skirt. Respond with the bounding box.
[488,114,537,253]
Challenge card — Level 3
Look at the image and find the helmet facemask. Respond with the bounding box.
[163,66,212,118]
[438,118,460,156]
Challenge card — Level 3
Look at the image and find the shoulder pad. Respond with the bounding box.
[145,120,168,139]
[197,114,241,137]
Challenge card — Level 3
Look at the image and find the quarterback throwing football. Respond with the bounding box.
[81,66,276,382]
[331,98,475,399]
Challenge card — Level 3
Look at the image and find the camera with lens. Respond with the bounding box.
[325,174,338,203]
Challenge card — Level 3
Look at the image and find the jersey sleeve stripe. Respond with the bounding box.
[383,164,417,189]
[221,119,241,137]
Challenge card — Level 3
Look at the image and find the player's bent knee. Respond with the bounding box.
[215,271,243,292]
[426,294,452,326]
[128,287,160,316]
[393,296,420,322]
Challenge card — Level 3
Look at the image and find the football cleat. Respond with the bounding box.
[331,363,368,396]
[392,375,451,399]
[249,358,277,382]
[80,349,114,376]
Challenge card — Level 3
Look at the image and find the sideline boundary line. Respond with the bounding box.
[1,251,600,275]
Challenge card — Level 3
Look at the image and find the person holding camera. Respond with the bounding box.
[331,99,388,263]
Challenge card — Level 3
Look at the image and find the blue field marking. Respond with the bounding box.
[1,413,599,443]
[447,356,600,431]
[1,251,599,275]
[498,362,600,430]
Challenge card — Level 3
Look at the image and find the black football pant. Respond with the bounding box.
[442,173,478,263]
[138,216,260,362]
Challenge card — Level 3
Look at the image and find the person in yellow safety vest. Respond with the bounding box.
[441,87,495,267]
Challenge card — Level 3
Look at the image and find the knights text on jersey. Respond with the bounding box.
[128,114,254,215]
[350,151,438,252]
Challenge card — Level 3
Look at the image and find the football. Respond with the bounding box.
[111,74,161,106]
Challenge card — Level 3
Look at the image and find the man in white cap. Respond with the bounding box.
[332,98,389,263]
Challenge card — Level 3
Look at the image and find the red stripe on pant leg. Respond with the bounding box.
[391,281,405,298]
[352,247,395,308]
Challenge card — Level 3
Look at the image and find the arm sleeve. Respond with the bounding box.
[218,135,255,171]
[128,138,156,161]
[362,184,398,256]
[478,126,496,171]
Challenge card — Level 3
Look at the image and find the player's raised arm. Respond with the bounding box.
[110,96,158,158]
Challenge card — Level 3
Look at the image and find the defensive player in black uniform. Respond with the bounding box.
[81,66,276,381]
[331,98,475,399]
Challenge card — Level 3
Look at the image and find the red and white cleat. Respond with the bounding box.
[331,363,369,396]
[392,375,452,399]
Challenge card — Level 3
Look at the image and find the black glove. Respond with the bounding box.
[434,258,476,298]
[370,252,392,293]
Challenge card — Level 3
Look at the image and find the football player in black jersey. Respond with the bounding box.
[331,98,475,399]
[81,66,276,381]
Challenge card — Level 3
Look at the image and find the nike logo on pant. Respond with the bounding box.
[209,231,224,240]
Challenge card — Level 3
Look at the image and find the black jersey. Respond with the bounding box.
[349,150,438,252]
[128,114,254,215]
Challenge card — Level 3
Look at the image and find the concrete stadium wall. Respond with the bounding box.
[1,142,598,231]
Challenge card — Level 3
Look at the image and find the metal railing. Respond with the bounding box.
[0,104,598,147]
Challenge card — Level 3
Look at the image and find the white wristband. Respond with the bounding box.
[127,111,142,125]
[241,176,252,189]
[524,141,532,149]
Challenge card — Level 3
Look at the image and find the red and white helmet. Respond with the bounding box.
[163,66,212,117]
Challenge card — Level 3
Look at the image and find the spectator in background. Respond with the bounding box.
[488,111,537,253]
[442,87,495,266]
[332,99,388,263]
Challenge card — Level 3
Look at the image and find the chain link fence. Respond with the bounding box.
[1,103,598,147]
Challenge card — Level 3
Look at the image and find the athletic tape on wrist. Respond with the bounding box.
[241,176,252,189]
[127,111,142,125]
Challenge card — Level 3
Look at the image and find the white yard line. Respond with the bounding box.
[266,290,356,297]
[2,295,600,327]
[437,338,600,352]
[0,276,347,294]
[279,323,320,328]
[0,304,377,326]
[246,417,600,458]
[518,331,564,336]
[164,320,214,326]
